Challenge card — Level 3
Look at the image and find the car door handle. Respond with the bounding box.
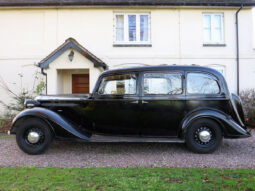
[130,100,139,104]
[142,100,148,104]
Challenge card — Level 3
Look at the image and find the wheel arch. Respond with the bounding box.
[180,109,237,138]
[11,115,56,136]
[11,108,90,140]
[181,115,226,138]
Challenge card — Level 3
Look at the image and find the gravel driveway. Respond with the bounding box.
[0,131,255,169]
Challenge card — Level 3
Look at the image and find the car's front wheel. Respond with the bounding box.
[185,119,222,154]
[16,118,53,155]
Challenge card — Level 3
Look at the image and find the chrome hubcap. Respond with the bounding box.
[194,127,213,145]
[27,132,40,144]
[199,130,211,143]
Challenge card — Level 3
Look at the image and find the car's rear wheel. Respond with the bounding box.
[16,118,53,155]
[185,119,222,154]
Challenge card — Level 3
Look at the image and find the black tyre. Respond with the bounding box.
[16,118,53,155]
[185,119,222,154]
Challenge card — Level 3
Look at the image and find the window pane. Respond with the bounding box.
[187,73,220,94]
[214,15,222,42]
[140,15,149,41]
[98,74,137,95]
[116,15,124,41]
[204,29,211,42]
[214,15,222,28]
[144,73,182,95]
[203,15,212,42]
[128,15,136,41]
[203,15,211,28]
[214,29,222,42]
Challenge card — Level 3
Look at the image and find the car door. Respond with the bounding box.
[90,72,141,136]
[139,71,186,137]
[185,71,230,118]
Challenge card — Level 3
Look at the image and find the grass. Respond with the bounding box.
[0,135,14,140]
[0,167,255,191]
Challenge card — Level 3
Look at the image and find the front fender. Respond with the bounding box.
[11,107,90,140]
[181,109,250,138]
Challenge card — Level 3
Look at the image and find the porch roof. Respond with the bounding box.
[38,38,108,70]
[0,0,254,7]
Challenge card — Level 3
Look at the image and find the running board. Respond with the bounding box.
[88,135,185,143]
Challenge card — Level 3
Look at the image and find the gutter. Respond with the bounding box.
[41,68,48,95]
[235,4,243,95]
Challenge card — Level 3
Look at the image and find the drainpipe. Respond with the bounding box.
[236,4,243,95]
[41,68,48,95]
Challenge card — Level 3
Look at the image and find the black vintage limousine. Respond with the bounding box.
[10,65,251,154]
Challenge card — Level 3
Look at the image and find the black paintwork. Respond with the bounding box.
[11,65,251,142]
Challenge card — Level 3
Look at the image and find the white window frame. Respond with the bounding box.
[113,12,151,45]
[203,13,224,44]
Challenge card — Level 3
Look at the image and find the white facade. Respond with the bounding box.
[0,7,254,110]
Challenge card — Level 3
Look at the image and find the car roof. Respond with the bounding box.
[101,65,222,77]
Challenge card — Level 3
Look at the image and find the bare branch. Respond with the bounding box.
[0,75,19,98]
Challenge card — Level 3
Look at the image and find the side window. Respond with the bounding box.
[98,74,137,95]
[187,73,220,94]
[143,73,182,95]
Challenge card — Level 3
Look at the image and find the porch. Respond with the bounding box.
[38,38,107,94]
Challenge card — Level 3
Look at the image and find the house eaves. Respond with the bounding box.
[0,0,254,7]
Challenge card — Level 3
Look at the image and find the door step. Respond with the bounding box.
[89,135,185,143]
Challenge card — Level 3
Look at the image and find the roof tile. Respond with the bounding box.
[0,0,253,7]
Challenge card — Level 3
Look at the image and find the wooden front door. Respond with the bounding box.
[72,74,89,94]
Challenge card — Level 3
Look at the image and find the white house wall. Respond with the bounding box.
[0,7,254,112]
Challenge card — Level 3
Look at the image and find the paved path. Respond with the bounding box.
[0,131,255,168]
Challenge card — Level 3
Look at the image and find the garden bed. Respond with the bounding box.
[0,119,11,133]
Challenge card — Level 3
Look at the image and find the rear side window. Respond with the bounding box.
[187,73,220,94]
[143,72,182,95]
[98,74,137,95]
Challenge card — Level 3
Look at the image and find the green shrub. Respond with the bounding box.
[0,118,11,133]
[0,72,45,132]
[0,119,5,131]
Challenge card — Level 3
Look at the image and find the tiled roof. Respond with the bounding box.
[39,38,108,70]
[0,0,253,7]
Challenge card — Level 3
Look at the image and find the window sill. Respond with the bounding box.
[113,44,152,47]
[203,44,226,47]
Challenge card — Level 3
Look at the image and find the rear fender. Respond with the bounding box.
[181,109,250,137]
[11,107,90,140]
